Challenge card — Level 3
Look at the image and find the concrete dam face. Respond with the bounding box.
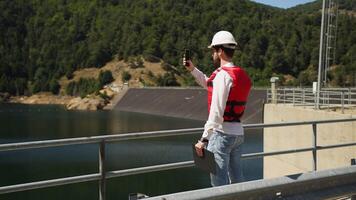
[114,88,266,123]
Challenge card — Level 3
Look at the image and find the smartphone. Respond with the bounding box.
[184,49,191,66]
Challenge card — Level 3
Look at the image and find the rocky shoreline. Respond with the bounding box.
[66,96,107,110]
[4,91,114,111]
[8,93,72,105]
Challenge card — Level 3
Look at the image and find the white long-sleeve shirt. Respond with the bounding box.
[191,62,244,140]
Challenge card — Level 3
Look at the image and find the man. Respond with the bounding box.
[183,30,252,186]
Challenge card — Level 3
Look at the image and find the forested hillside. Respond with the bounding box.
[0,0,355,96]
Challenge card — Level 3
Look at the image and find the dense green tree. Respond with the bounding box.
[77,78,100,98]
[49,78,60,95]
[122,71,131,82]
[157,72,180,87]
[1,0,356,95]
[98,70,114,87]
[66,81,77,96]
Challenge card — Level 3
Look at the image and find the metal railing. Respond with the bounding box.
[1,118,356,199]
[146,165,356,200]
[267,87,356,112]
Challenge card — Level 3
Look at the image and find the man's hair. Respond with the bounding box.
[213,46,235,58]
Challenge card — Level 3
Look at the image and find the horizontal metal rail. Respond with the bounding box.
[243,117,356,129]
[145,166,356,200]
[242,147,315,159]
[1,118,356,152]
[318,141,356,150]
[0,128,203,152]
[242,141,356,159]
[0,161,195,195]
[106,161,195,179]
[0,174,101,194]
[1,118,356,198]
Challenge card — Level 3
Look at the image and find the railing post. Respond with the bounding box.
[312,123,317,171]
[314,90,317,109]
[328,92,330,111]
[99,141,106,200]
[341,91,345,114]
[292,89,295,106]
[322,92,325,106]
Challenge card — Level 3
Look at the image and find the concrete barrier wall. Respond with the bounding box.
[114,88,266,123]
[114,88,208,121]
[264,104,356,178]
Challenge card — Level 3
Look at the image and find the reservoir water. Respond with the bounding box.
[0,104,262,200]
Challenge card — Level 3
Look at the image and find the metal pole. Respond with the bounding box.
[341,91,345,113]
[99,141,106,200]
[328,92,330,110]
[317,0,327,109]
[322,92,325,106]
[314,90,317,109]
[312,123,317,171]
[325,0,332,83]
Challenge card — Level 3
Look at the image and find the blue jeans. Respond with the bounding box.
[207,131,244,186]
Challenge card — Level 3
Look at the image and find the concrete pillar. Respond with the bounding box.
[270,77,279,104]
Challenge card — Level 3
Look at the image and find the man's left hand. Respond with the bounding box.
[195,140,206,157]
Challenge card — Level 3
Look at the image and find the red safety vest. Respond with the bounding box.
[207,66,251,122]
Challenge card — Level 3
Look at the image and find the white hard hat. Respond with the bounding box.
[208,31,237,49]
